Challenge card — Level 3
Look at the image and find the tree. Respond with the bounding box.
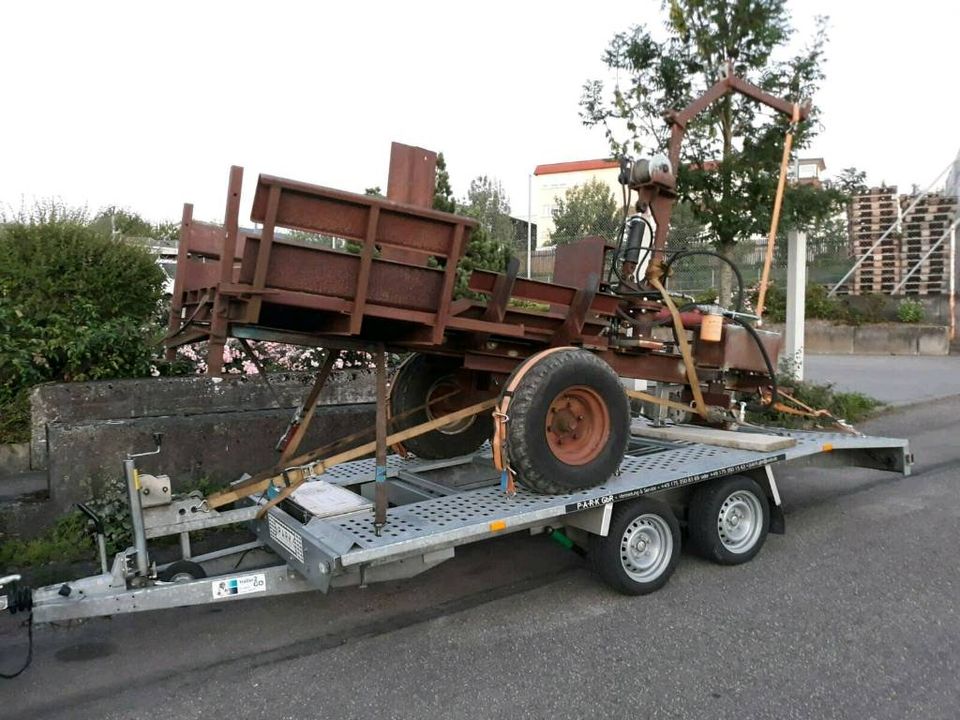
[549,177,620,245]
[461,175,514,249]
[580,0,841,303]
[433,153,456,213]
[832,167,868,195]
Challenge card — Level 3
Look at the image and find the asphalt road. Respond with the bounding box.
[2,398,959,719]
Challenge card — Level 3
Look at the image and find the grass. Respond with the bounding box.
[0,475,221,573]
[756,377,884,429]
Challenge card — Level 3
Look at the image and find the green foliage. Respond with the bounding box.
[550,177,620,245]
[760,377,882,428]
[0,511,93,572]
[757,283,890,325]
[433,153,456,214]
[452,226,511,298]
[832,167,869,195]
[461,175,514,250]
[580,1,840,253]
[0,210,165,440]
[897,299,925,324]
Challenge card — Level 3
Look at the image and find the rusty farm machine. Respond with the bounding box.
[0,68,912,649]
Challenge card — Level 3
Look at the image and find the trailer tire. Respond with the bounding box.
[688,475,769,564]
[158,560,207,583]
[592,499,681,595]
[390,354,493,460]
[505,349,629,494]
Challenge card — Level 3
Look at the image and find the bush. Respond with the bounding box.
[896,299,924,324]
[758,376,883,429]
[0,209,165,441]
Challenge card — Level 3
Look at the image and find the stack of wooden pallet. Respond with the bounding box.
[898,193,957,295]
[847,186,901,294]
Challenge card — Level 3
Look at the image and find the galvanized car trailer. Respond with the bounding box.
[19,423,910,624]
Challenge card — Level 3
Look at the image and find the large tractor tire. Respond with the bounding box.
[502,348,629,494]
[390,354,493,460]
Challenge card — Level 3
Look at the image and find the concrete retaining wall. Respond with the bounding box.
[767,321,949,356]
[29,372,376,514]
[0,443,30,475]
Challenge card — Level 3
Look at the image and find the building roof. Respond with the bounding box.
[533,159,619,176]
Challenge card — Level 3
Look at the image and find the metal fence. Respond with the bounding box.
[513,204,855,299]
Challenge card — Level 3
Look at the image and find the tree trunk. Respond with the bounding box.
[717,97,736,308]
[717,241,735,309]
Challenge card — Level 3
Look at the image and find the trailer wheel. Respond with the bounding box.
[505,349,629,494]
[158,560,207,583]
[592,499,681,595]
[688,475,769,564]
[390,354,493,459]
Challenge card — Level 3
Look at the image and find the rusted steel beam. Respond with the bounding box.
[350,205,381,335]
[250,175,475,261]
[246,184,281,323]
[481,256,519,324]
[550,274,598,346]
[382,142,437,265]
[431,223,464,344]
[165,203,194,361]
[469,270,620,316]
[219,166,244,285]
[386,142,437,208]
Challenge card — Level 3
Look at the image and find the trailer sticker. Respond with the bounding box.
[211,573,267,599]
[268,514,305,563]
[564,455,786,513]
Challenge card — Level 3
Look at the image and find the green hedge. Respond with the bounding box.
[0,213,165,441]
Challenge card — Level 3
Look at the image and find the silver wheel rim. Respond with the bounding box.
[169,571,195,583]
[620,513,673,583]
[717,490,763,554]
[425,376,475,435]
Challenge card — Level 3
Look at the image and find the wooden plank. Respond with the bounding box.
[631,423,797,451]
[207,397,498,509]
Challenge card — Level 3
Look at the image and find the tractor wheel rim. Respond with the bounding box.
[717,490,763,553]
[620,514,673,582]
[544,385,610,466]
[425,377,473,435]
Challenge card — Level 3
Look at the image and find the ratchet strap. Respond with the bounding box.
[755,102,801,320]
[492,346,575,495]
[646,274,708,418]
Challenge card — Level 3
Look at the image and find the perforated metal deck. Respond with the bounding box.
[265,427,910,569]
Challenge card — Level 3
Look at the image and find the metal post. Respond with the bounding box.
[950,224,956,341]
[179,532,192,560]
[785,229,806,380]
[123,458,150,577]
[527,174,533,279]
[373,346,388,532]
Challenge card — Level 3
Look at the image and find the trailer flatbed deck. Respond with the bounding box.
[24,425,910,624]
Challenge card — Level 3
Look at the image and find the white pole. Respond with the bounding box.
[950,224,956,341]
[785,229,806,380]
[527,174,533,279]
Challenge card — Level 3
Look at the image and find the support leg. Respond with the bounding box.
[374,346,388,532]
[277,350,341,465]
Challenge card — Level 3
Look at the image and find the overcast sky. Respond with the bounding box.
[2,1,957,225]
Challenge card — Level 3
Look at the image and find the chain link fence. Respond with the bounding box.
[514,202,854,301]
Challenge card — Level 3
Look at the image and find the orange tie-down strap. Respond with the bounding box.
[491,346,578,492]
